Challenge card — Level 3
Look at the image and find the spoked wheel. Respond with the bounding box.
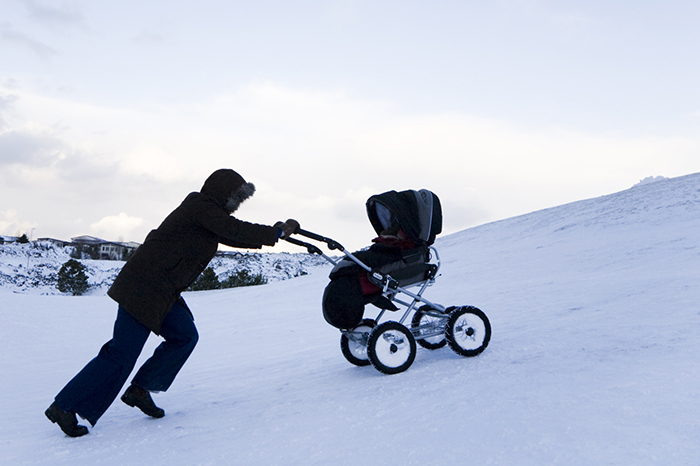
[367,321,417,374]
[340,319,376,366]
[411,306,448,350]
[445,306,491,357]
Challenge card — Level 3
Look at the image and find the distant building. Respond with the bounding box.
[70,235,140,260]
[71,235,106,245]
[2,234,140,259]
[37,237,71,248]
[97,241,128,260]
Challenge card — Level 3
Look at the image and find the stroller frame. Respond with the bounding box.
[287,228,491,374]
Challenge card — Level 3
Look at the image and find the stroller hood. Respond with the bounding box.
[366,189,442,245]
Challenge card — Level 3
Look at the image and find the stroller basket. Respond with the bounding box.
[369,246,434,288]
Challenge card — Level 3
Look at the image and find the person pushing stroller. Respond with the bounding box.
[46,168,299,437]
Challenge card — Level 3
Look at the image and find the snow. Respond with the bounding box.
[1,172,699,465]
[634,175,668,187]
[0,245,327,295]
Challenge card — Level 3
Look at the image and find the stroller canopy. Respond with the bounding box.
[366,189,442,246]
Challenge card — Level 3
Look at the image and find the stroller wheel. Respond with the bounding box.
[367,321,417,375]
[411,306,448,350]
[340,319,376,367]
[445,306,491,357]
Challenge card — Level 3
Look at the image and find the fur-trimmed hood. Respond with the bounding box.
[200,169,255,213]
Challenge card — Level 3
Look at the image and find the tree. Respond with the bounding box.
[57,259,89,296]
[188,267,267,291]
[189,267,220,291]
[18,234,29,244]
[221,269,267,288]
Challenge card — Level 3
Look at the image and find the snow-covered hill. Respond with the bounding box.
[1,173,698,465]
[0,243,328,295]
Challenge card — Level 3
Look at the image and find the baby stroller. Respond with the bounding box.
[286,189,491,374]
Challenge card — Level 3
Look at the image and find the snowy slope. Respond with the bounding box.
[1,173,699,465]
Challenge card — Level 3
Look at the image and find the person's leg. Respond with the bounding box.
[120,300,198,418]
[130,299,199,392]
[52,306,151,426]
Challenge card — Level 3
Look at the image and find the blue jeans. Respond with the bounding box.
[54,301,198,426]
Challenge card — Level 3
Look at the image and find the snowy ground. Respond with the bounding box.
[1,173,699,465]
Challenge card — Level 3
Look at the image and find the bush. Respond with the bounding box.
[189,267,221,291]
[57,259,89,296]
[188,267,267,291]
[222,269,267,288]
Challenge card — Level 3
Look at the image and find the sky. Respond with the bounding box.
[1,0,699,252]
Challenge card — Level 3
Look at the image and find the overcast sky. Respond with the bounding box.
[1,0,699,252]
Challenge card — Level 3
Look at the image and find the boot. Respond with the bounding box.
[45,402,89,437]
[121,385,165,418]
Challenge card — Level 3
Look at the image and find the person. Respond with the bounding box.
[45,169,299,437]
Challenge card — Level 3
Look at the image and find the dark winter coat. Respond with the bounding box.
[108,169,279,334]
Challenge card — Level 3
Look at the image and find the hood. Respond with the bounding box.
[200,169,255,213]
[366,189,442,245]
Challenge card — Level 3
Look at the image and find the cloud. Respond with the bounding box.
[121,142,189,182]
[0,26,58,59]
[90,213,143,240]
[0,121,120,195]
[0,209,36,237]
[0,93,18,130]
[131,31,166,46]
[1,82,698,248]
[22,0,86,29]
[0,129,66,165]
[0,92,18,109]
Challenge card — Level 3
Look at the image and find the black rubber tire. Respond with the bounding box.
[367,321,417,374]
[445,306,491,357]
[340,319,376,366]
[411,307,447,350]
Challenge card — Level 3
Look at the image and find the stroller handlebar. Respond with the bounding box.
[284,229,374,272]
[283,236,324,255]
[292,228,345,252]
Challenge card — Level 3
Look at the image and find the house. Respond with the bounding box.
[97,242,129,260]
[71,235,140,260]
[71,235,106,245]
[37,237,72,248]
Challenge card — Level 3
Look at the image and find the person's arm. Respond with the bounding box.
[197,201,279,249]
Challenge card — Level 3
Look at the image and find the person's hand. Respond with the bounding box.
[274,219,300,239]
[284,219,300,235]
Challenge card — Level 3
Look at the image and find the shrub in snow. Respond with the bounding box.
[221,269,267,288]
[189,267,221,291]
[188,267,268,291]
[57,259,89,296]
